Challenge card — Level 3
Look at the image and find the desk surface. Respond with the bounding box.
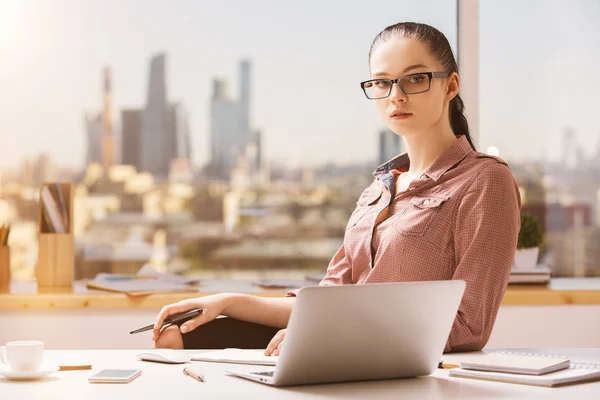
[1,348,599,399]
[2,278,600,309]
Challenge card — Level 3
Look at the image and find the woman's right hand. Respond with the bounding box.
[152,293,231,341]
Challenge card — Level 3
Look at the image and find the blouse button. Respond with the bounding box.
[423,199,430,205]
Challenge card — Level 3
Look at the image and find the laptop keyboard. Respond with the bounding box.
[251,371,275,377]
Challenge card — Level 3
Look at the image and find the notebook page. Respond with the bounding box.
[449,365,600,387]
[191,349,278,366]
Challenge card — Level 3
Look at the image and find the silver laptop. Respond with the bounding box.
[226,280,466,386]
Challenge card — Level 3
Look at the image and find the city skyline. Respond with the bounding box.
[1,1,600,170]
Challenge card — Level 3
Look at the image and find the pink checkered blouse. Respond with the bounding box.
[287,135,521,352]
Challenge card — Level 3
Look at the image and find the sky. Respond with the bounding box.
[479,0,600,164]
[0,0,599,170]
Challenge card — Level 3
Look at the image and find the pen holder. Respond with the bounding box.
[37,233,74,290]
[0,246,10,293]
[36,182,74,291]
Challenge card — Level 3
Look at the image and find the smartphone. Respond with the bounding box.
[88,369,142,383]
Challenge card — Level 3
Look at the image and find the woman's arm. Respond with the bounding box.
[152,293,295,342]
[223,294,296,328]
[446,160,521,352]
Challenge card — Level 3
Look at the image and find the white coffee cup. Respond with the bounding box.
[0,341,44,372]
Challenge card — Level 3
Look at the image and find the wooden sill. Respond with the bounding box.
[1,278,599,310]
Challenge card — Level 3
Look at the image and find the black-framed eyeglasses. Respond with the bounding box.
[360,72,449,100]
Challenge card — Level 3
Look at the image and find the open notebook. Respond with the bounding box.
[450,352,600,387]
[191,349,278,366]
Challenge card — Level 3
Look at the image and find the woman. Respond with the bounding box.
[153,22,521,354]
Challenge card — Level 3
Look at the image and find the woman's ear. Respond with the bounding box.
[446,72,460,101]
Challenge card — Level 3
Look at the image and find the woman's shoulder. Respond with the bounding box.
[462,150,516,178]
[469,150,510,167]
[460,152,519,199]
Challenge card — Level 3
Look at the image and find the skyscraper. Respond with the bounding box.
[121,109,143,171]
[85,111,103,166]
[378,129,403,165]
[239,60,251,145]
[102,66,115,169]
[85,67,115,170]
[116,53,191,179]
[138,53,191,179]
[209,60,254,179]
[141,53,170,178]
[168,102,192,161]
[210,79,240,177]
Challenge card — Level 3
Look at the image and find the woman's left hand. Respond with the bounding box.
[264,329,286,356]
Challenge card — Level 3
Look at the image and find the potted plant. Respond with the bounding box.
[514,212,544,270]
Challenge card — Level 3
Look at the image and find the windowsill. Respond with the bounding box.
[1,278,600,309]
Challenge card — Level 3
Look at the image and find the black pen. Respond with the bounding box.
[129,308,203,334]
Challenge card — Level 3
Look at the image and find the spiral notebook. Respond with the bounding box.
[450,352,600,387]
[459,351,571,375]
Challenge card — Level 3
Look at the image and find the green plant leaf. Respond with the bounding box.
[517,212,544,249]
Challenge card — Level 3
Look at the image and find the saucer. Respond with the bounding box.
[0,366,58,381]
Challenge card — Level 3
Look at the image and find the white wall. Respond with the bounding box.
[0,309,159,350]
[1,305,599,350]
[487,305,600,348]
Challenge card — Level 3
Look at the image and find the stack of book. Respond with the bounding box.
[251,272,326,290]
[86,264,201,296]
[509,265,551,285]
[40,184,69,233]
[449,351,600,387]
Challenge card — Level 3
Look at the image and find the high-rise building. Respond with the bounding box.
[378,129,403,165]
[85,111,103,166]
[102,66,115,169]
[85,66,115,170]
[168,102,191,161]
[121,109,143,171]
[210,80,241,177]
[165,102,192,181]
[239,60,251,145]
[138,53,190,179]
[209,60,254,179]
[254,129,262,174]
[141,53,170,178]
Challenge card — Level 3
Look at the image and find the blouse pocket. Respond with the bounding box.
[346,189,382,228]
[393,195,449,236]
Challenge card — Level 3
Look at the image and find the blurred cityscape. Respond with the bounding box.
[1,52,599,282]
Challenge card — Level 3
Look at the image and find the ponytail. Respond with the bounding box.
[449,94,476,150]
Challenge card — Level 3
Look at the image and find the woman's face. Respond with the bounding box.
[369,37,458,137]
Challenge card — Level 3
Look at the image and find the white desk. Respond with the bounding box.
[1,348,599,399]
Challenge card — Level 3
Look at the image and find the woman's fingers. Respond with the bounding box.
[153,325,184,349]
[265,329,286,356]
[273,339,284,356]
[179,310,211,334]
[152,300,196,341]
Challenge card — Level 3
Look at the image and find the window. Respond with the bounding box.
[0,1,457,283]
[479,0,600,277]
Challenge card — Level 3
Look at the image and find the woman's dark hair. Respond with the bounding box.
[369,22,476,151]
